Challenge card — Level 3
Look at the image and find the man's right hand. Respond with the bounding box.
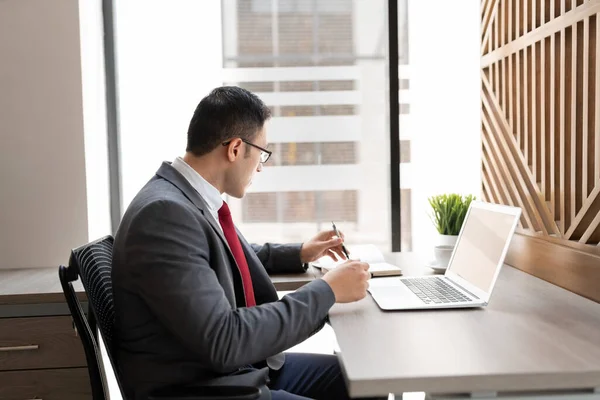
[321,260,370,303]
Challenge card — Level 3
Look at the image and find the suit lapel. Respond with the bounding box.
[155,162,233,255]
[155,162,277,304]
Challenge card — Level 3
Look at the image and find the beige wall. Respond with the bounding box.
[0,0,89,269]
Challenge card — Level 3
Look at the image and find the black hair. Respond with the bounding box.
[186,86,271,156]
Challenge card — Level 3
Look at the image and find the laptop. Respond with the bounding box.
[369,201,522,311]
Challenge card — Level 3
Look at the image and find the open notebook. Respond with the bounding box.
[311,244,402,277]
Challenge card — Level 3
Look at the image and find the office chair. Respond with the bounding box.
[59,235,261,400]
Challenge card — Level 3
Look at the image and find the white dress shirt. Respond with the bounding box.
[171,157,223,233]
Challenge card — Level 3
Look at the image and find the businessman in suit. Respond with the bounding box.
[112,86,376,400]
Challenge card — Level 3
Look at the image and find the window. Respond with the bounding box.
[398,0,411,251]
[111,1,417,251]
[222,0,391,249]
[110,1,481,253]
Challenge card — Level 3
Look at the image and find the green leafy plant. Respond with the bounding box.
[428,194,475,235]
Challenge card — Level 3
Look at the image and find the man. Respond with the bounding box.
[112,86,372,400]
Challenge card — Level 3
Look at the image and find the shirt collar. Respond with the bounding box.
[171,157,223,212]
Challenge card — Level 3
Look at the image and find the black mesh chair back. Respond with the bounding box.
[59,236,260,400]
[72,236,116,355]
[59,235,123,400]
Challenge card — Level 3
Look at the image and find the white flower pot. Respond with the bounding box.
[433,245,454,268]
[438,234,458,247]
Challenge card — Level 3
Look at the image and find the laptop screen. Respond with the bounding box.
[447,205,519,294]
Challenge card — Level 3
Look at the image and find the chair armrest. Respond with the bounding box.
[147,385,261,400]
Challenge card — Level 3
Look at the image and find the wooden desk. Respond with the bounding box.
[0,265,317,308]
[0,267,85,308]
[329,253,600,398]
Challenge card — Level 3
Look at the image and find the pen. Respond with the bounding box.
[331,221,350,259]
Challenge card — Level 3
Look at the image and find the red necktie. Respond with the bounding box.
[218,201,256,307]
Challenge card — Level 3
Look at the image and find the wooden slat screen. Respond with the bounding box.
[481,0,600,301]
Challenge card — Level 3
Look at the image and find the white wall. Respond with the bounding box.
[0,0,110,269]
[408,1,482,256]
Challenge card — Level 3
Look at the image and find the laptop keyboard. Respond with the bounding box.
[401,277,472,304]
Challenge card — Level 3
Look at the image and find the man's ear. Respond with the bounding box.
[226,139,243,162]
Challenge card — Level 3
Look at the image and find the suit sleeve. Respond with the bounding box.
[125,200,335,373]
[250,242,307,274]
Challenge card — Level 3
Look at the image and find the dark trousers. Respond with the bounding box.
[268,353,387,400]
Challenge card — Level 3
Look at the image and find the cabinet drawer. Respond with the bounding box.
[0,316,86,371]
[0,368,91,400]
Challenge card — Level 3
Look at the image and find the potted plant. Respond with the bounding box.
[428,193,475,247]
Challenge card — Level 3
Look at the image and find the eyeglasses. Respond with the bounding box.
[222,138,272,163]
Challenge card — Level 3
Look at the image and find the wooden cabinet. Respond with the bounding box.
[0,316,86,371]
[0,268,91,400]
[0,368,91,400]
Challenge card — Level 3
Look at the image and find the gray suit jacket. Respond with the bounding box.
[112,162,335,399]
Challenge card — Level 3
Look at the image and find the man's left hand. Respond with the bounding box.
[300,230,348,263]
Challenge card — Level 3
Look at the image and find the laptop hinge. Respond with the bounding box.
[446,277,480,299]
